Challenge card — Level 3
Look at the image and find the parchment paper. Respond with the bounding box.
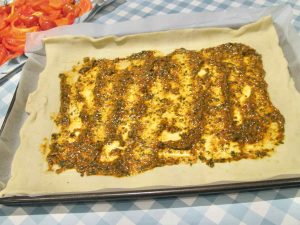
[1,5,300,196]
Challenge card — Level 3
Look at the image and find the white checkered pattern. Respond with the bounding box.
[2,189,299,224]
[1,1,300,224]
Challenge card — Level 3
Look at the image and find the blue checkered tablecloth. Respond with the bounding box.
[1,0,300,224]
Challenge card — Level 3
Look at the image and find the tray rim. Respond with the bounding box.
[1,177,300,205]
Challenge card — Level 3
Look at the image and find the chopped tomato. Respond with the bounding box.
[20,14,39,27]
[0,26,11,38]
[62,3,76,17]
[0,13,9,30]
[0,5,11,15]
[0,21,8,30]
[13,0,26,7]
[54,17,70,26]
[38,4,57,14]
[2,37,25,53]
[0,45,9,65]
[11,18,39,38]
[0,8,9,17]
[30,0,50,9]
[61,0,75,4]
[18,5,35,16]
[39,16,57,30]
[49,0,63,9]
[7,52,23,61]
[55,12,76,26]
[46,9,62,20]
[5,6,18,22]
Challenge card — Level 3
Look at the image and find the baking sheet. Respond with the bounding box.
[1,5,300,197]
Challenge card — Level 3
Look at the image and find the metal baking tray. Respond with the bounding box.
[1,5,300,205]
